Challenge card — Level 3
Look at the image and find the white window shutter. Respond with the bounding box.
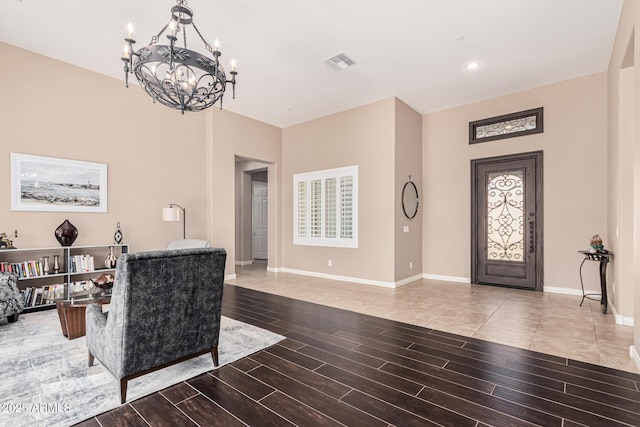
[293,165,357,248]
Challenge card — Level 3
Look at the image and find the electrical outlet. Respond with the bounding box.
[403,226,409,233]
[328,260,332,267]
[409,262,413,269]
[613,282,615,293]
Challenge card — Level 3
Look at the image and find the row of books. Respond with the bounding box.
[69,255,96,273]
[0,254,99,278]
[22,284,66,307]
[1,260,46,278]
[20,280,99,307]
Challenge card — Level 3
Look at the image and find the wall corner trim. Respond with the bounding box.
[609,301,635,327]
[631,346,640,371]
[224,274,237,281]
[395,274,424,287]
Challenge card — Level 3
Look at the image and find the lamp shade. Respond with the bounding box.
[162,207,180,222]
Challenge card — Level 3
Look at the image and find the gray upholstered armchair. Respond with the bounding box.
[86,247,226,404]
[0,272,24,323]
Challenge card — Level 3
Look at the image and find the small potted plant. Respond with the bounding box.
[590,234,605,253]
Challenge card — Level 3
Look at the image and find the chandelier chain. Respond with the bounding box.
[191,22,213,55]
[182,23,187,50]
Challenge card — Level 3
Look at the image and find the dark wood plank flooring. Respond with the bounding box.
[75,284,640,427]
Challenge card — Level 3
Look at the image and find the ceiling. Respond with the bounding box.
[0,0,624,128]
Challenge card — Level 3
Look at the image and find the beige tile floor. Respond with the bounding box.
[228,261,640,374]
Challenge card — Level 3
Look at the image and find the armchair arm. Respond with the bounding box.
[86,304,107,332]
[86,303,123,377]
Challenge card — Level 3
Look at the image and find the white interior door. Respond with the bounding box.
[252,181,268,260]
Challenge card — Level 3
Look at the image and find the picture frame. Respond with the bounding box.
[11,153,108,213]
[469,107,543,144]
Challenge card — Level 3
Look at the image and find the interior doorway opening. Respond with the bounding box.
[235,157,270,271]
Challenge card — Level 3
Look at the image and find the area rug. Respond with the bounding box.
[0,309,285,427]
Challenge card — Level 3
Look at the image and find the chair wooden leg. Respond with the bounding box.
[119,379,128,404]
[212,346,219,367]
[88,350,94,367]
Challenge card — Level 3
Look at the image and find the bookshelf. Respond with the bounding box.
[0,244,129,313]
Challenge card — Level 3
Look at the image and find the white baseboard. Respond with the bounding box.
[609,301,635,326]
[631,346,640,371]
[267,266,282,273]
[278,268,419,288]
[224,274,237,281]
[543,286,598,296]
[422,274,470,284]
[235,260,253,266]
[395,274,424,287]
[544,287,634,326]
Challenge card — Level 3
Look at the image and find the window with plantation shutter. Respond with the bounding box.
[293,166,358,248]
[296,181,307,238]
[310,179,322,237]
[340,176,353,239]
[325,178,337,238]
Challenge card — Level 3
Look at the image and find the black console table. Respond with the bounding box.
[578,250,613,314]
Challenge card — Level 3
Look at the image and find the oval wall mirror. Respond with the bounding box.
[402,179,419,219]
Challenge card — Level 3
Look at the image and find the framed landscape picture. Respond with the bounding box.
[11,153,108,213]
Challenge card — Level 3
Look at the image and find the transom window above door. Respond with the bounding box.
[293,165,358,248]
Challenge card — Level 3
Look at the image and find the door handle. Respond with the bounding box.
[528,220,534,253]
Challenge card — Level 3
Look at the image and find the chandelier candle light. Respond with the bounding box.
[121,0,238,114]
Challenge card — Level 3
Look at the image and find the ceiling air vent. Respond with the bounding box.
[323,53,356,71]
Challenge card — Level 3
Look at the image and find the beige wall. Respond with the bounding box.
[208,109,282,276]
[394,99,423,282]
[0,42,207,253]
[607,0,639,352]
[422,73,608,292]
[0,42,283,280]
[4,25,637,359]
[282,98,397,283]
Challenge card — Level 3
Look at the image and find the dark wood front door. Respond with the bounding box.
[471,151,543,290]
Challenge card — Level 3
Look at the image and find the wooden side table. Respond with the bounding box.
[56,296,111,340]
[578,250,613,314]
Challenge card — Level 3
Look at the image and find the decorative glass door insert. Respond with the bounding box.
[486,171,524,262]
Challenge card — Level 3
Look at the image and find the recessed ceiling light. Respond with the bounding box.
[465,61,480,70]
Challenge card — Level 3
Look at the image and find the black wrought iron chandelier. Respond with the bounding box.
[121,0,238,114]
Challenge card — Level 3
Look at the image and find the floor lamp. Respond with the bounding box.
[162,204,186,239]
